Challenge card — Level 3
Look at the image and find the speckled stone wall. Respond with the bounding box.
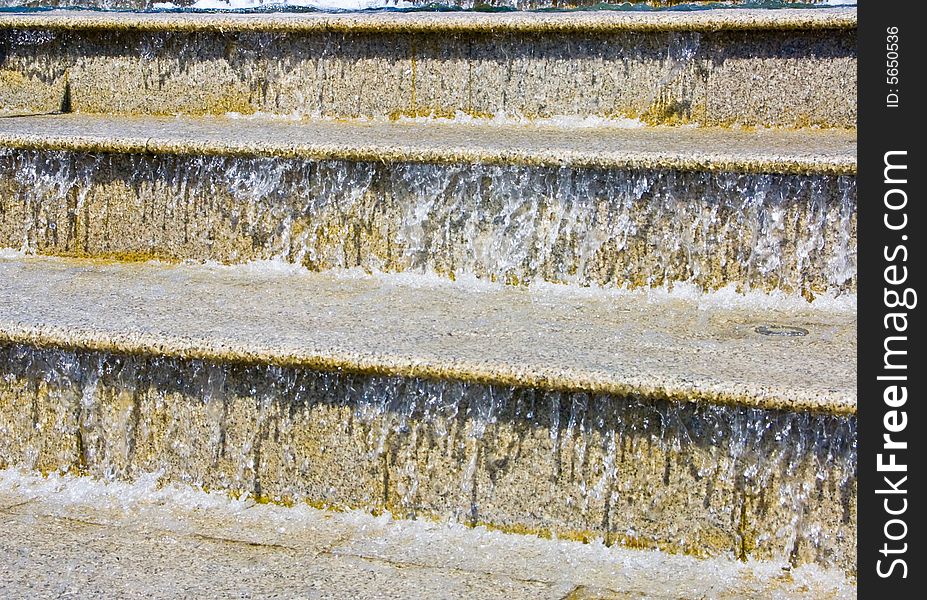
[0,343,857,572]
[0,24,856,127]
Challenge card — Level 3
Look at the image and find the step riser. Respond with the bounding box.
[0,26,856,127]
[0,149,857,294]
[0,342,858,572]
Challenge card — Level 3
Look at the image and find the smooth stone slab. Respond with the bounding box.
[0,114,857,175]
[0,255,856,414]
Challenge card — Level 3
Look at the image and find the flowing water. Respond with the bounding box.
[0,342,857,568]
[0,149,857,295]
[0,1,860,13]
[0,0,857,575]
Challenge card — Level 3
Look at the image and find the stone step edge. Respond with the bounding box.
[0,256,857,416]
[0,114,858,175]
[0,8,856,35]
[0,321,857,419]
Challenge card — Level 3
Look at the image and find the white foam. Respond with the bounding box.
[196,257,310,277]
[185,256,857,314]
[335,261,856,314]
[0,468,250,515]
[221,110,648,130]
[0,467,855,599]
[153,0,413,10]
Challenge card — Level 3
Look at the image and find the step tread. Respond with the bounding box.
[0,114,857,174]
[0,7,857,34]
[0,255,856,414]
[0,470,853,600]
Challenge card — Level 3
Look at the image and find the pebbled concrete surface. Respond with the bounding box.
[0,0,851,13]
[0,254,856,414]
[0,114,858,296]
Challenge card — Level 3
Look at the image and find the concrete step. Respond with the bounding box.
[5,0,849,10]
[0,8,856,127]
[0,114,858,295]
[0,255,857,572]
[0,469,854,599]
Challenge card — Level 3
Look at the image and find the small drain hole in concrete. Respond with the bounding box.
[754,324,809,337]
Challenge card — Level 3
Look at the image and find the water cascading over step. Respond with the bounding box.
[0,343,857,570]
[0,4,858,591]
[0,144,856,295]
[0,8,856,127]
[0,255,857,573]
[0,1,857,12]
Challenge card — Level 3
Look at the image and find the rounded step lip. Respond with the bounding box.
[0,254,857,416]
[0,114,858,298]
[0,7,857,34]
[0,114,858,175]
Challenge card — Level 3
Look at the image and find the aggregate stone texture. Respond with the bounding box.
[0,9,857,127]
[0,348,858,572]
[0,7,859,34]
[0,255,857,414]
[0,3,860,589]
[0,471,855,599]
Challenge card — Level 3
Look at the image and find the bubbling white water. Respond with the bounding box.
[0,342,856,568]
[0,149,857,297]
